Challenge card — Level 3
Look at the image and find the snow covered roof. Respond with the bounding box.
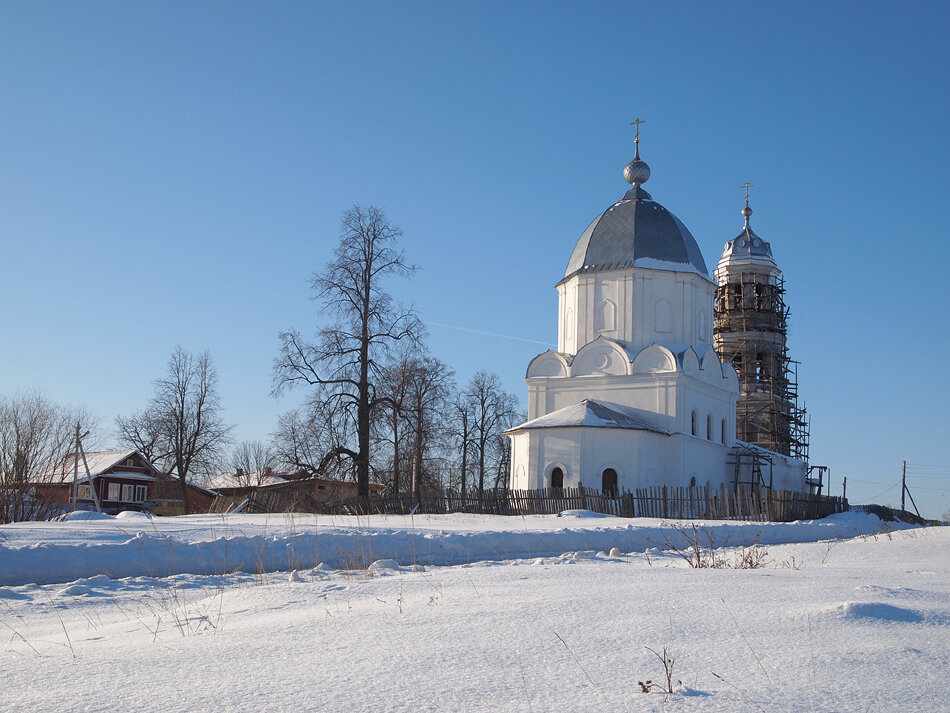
[506,399,669,434]
[207,471,292,490]
[33,449,160,484]
[563,185,709,281]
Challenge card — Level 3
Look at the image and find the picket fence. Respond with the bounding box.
[344,484,848,523]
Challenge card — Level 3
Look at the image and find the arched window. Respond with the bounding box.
[706,415,712,440]
[550,467,564,489]
[691,410,698,436]
[602,468,618,497]
[721,419,727,444]
[689,475,697,488]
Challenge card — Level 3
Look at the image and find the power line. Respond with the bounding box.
[853,481,900,503]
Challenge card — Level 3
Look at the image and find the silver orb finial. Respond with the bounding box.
[624,117,651,185]
[623,157,651,185]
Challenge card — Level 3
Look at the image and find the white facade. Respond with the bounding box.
[507,151,807,495]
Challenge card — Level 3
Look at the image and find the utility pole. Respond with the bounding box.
[842,476,847,501]
[901,460,906,511]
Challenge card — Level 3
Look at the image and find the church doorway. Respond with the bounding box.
[602,468,618,496]
[550,467,564,489]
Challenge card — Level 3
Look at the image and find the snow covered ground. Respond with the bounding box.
[1,512,948,712]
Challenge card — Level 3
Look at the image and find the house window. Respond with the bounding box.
[126,458,134,467]
[550,467,564,489]
[121,484,134,502]
[691,411,698,436]
[602,469,618,497]
[77,484,92,500]
[107,483,121,501]
[134,485,147,502]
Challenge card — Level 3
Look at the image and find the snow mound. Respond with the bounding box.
[828,601,924,623]
[368,559,401,575]
[559,509,610,518]
[115,511,152,520]
[61,511,115,521]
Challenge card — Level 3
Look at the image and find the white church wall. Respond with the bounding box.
[558,268,716,356]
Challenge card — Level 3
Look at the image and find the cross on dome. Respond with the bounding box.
[623,117,651,186]
[740,181,754,227]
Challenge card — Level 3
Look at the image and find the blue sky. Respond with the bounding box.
[2,2,948,517]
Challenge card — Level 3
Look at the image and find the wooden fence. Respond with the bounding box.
[340,484,848,523]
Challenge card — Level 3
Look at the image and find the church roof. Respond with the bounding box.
[506,399,669,434]
[718,198,778,268]
[563,149,709,281]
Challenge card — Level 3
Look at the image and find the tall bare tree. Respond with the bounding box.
[451,393,474,494]
[405,354,455,499]
[273,205,421,503]
[0,392,96,523]
[462,371,520,495]
[375,355,415,494]
[117,347,232,513]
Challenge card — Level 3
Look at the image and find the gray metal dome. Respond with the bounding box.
[563,184,709,280]
[719,204,776,265]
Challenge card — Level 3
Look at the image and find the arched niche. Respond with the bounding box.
[655,299,673,333]
[571,338,629,377]
[595,298,616,333]
[526,350,569,379]
[699,350,723,382]
[631,344,677,374]
[681,348,700,375]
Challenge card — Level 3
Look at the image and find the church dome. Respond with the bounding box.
[563,184,709,280]
[718,201,778,268]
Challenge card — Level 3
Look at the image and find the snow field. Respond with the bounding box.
[1,514,948,712]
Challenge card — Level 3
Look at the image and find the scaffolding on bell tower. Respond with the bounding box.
[713,188,810,463]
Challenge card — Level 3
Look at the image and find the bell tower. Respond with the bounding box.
[713,185,808,459]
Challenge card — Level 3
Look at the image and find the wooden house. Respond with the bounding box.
[33,449,169,514]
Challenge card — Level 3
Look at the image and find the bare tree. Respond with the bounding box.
[273,205,421,503]
[229,440,277,486]
[405,354,455,499]
[114,408,167,465]
[451,393,474,494]
[375,355,415,494]
[272,393,358,481]
[117,347,232,513]
[0,392,95,523]
[462,372,520,495]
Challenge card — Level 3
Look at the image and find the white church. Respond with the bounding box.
[506,133,807,495]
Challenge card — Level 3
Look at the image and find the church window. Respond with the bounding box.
[691,411,698,436]
[602,469,618,496]
[689,476,697,488]
[550,467,564,490]
[706,415,712,440]
[721,419,727,444]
